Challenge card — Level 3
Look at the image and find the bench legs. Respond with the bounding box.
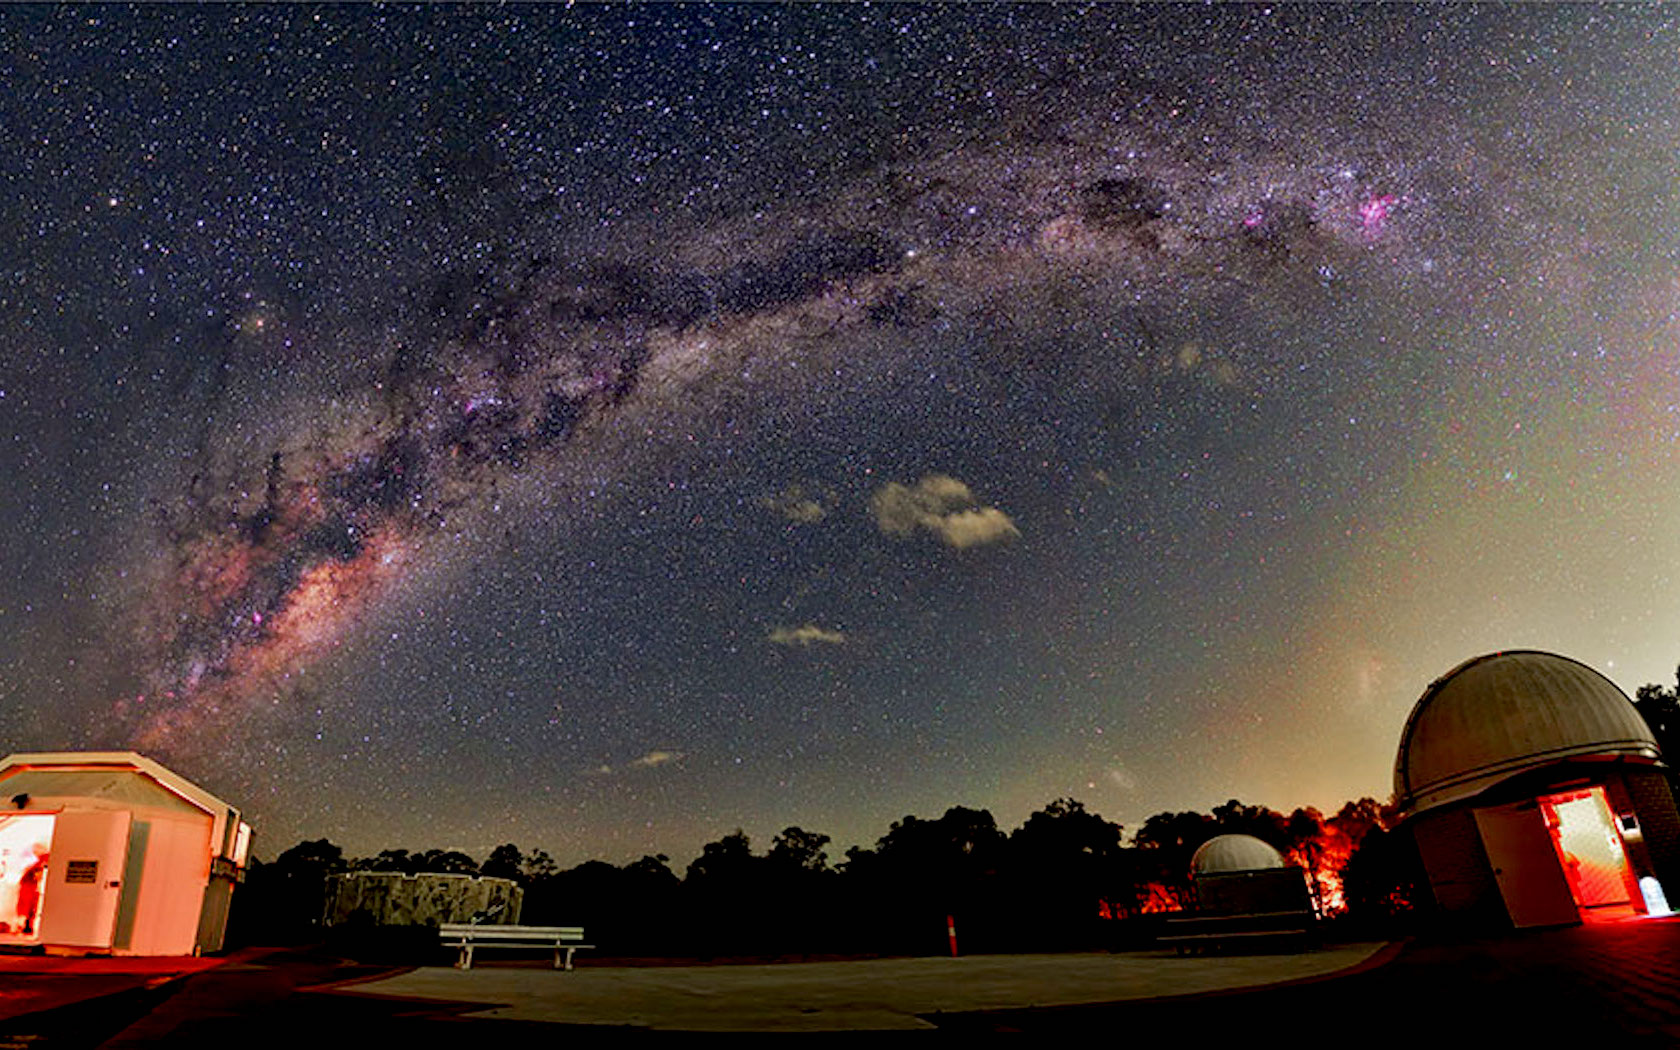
[450,940,582,970]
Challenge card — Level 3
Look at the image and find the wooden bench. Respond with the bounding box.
[438,924,594,970]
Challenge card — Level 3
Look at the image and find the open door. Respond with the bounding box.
[36,809,132,950]
[1541,787,1638,918]
[0,813,57,944]
[1473,800,1579,928]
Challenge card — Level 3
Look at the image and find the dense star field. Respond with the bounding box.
[2,5,1678,864]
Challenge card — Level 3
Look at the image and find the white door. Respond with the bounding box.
[1474,801,1578,928]
[37,810,132,949]
[1544,789,1632,908]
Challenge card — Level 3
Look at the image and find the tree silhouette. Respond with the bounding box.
[1132,809,1213,904]
[358,848,414,873]
[1340,824,1427,931]
[681,831,771,955]
[413,848,480,875]
[1210,798,1290,850]
[520,857,672,954]
[1012,799,1124,859]
[767,826,832,874]
[481,843,524,881]
[1006,799,1131,947]
[624,853,679,883]
[1636,669,1680,773]
[685,829,758,884]
[1133,809,1214,854]
[352,846,479,875]
[227,838,346,945]
[521,848,559,882]
[863,806,1007,952]
[1329,797,1391,833]
[277,837,346,873]
[877,807,1005,870]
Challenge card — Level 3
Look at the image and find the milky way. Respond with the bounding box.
[121,102,1489,747]
[4,5,1678,861]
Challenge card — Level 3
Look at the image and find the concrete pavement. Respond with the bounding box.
[350,943,1391,1031]
[945,914,1680,1040]
[12,917,1679,1041]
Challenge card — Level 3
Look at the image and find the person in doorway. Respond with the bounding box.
[0,846,13,934]
[16,844,47,935]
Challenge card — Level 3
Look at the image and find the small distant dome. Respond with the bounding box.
[1191,834,1285,876]
[1395,650,1661,815]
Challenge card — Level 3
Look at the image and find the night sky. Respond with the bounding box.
[4,5,1679,866]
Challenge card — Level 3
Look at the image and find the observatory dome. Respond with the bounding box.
[1190,833,1285,876]
[1395,650,1660,815]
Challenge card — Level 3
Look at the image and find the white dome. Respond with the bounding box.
[1395,650,1661,815]
[1190,834,1285,876]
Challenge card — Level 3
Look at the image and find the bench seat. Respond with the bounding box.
[1157,909,1317,955]
[438,923,593,970]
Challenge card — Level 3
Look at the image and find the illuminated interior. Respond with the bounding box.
[1540,787,1640,922]
[0,813,55,944]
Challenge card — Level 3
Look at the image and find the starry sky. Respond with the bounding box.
[3,4,1679,866]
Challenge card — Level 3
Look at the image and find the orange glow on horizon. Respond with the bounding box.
[1291,831,1355,917]
[1137,883,1185,914]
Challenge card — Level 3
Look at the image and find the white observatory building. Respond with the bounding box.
[0,751,251,956]
[1395,650,1680,928]
[1190,834,1286,877]
[1185,833,1315,919]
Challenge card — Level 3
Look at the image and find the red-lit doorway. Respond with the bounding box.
[0,813,55,944]
[1539,787,1639,922]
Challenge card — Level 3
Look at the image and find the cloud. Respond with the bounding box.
[937,507,1020,549]
[584,750,685,776]
[628,749,684,769]
[870,475,1020,548]
[768,624,847,647]
[1106,764,1139,792]
[763,485,830,523]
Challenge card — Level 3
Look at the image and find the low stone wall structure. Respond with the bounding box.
[323,872,522,927]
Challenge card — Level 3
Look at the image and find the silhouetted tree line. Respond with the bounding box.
[231,793,1432,956]
[226,666,1680,956]
[1636,667,1680,794]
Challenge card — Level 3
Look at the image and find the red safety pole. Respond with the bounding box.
[946,914,958,957]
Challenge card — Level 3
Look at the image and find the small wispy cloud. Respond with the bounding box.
[628,749,684,769]
[870,474,1019,549]
[768,624,847,647]
[584,750,686,776]
[1106,764,1139,792]
[762,484,831,524]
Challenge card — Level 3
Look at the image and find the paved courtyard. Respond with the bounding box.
[4,916,1679,1043]
[351,943,1390,1031]
[954,915,1680,1040]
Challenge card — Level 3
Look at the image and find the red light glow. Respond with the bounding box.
[1137,883,1186,914]
[1541,786,1640,919]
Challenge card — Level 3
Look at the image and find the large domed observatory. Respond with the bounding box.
[1395,651,1680,929]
